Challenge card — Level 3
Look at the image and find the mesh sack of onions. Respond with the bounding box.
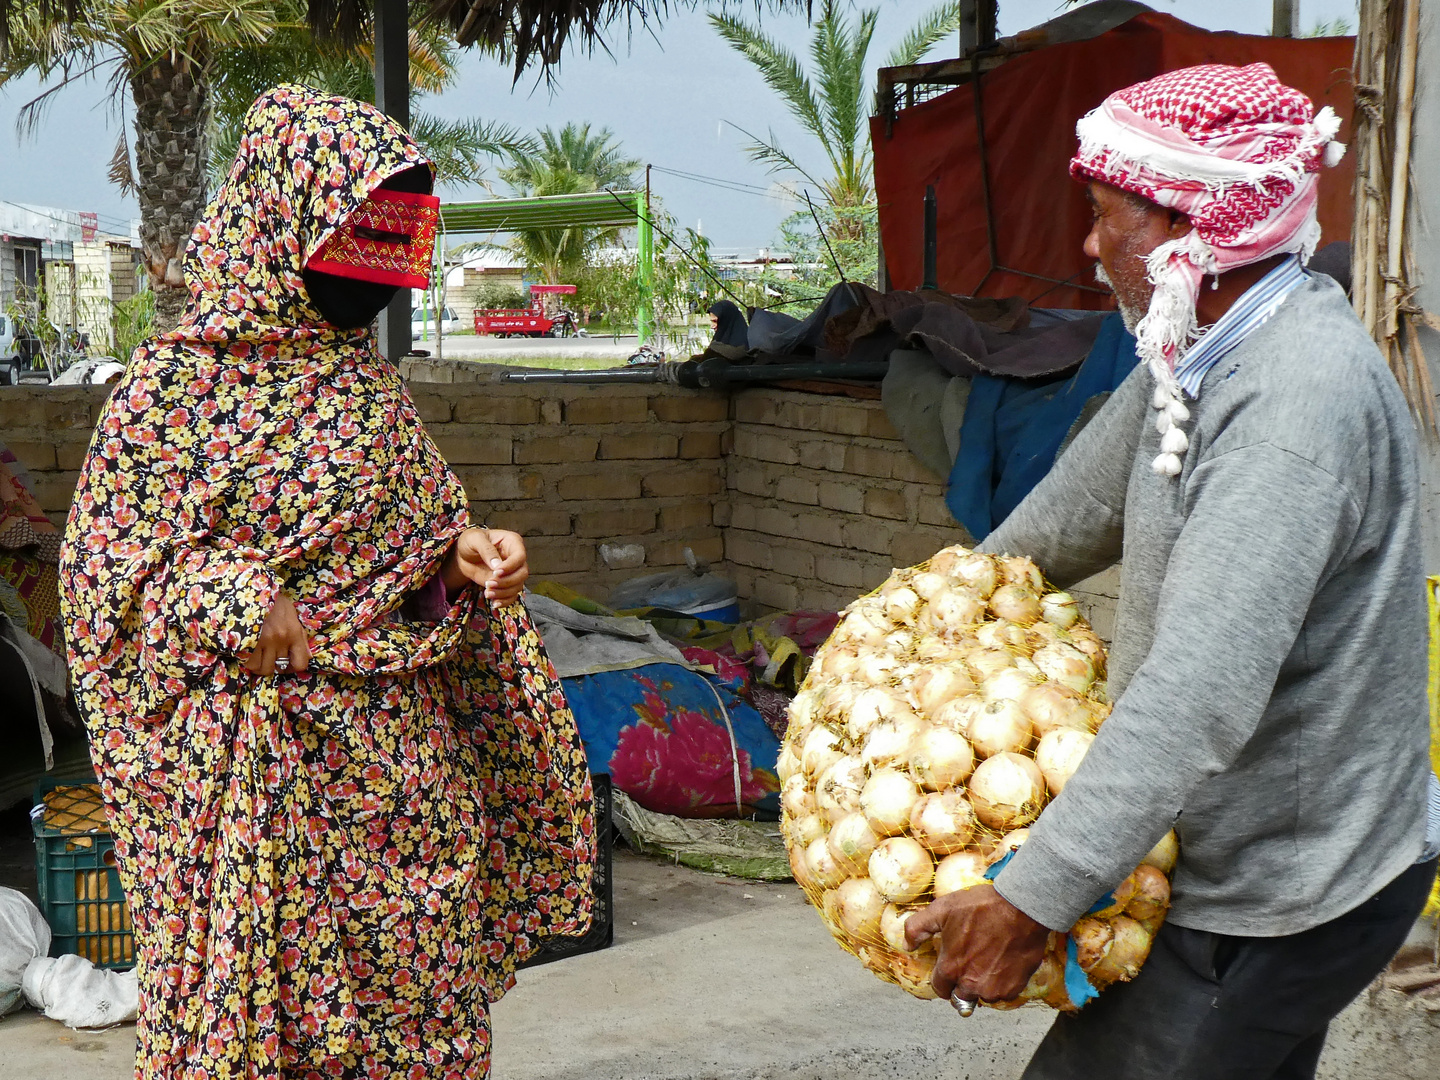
[778,545,1178,1011]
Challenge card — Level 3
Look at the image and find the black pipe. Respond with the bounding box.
[922,185,938,291]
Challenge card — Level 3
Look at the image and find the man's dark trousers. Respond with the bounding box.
[1022,857,1438,1080]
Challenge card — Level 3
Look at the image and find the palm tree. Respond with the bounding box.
[710,0,963,226]
[497,122,641,284]
[0,1,277,329]
[208,2,532,190]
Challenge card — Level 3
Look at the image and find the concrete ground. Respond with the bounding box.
[2,849,1436,1079]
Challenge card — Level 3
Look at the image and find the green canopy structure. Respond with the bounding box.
[440,190,655,342]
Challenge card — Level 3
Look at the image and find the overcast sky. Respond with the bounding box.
[0,0,1359,252]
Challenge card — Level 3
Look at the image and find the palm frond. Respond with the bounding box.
[107,129,135,195]
[722,118,826,193]
[709,9,828,149]
[408,111,534,187]
[881,0,962,71]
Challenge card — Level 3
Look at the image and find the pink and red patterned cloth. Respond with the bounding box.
[1069,62,1345,476]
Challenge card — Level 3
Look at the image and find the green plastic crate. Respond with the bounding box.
[31,778,134,969]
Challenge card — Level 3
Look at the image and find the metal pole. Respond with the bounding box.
[637,173,654,346]
[959,0,998,52]
[374,0,411,362]
[922,185,938,291]
[1272,0,1299,37]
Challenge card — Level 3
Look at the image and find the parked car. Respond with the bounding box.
[0,314,42,384]
[411,306,460,338]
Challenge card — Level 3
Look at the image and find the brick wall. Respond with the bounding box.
[722,389,960,612]
[0,375,1120,632]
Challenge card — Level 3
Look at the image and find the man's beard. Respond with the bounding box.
[1094,261,1146,335]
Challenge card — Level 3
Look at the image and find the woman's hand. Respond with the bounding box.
[442,527,529,609]
[242,592,311,677]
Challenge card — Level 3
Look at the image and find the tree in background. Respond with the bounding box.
[0,0,275,329]
[498,123,641,283]
[711,0,963,285]
[208,1,531,190]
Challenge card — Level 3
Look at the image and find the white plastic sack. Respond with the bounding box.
[22,954,138,1029]
[0,887,50,1016]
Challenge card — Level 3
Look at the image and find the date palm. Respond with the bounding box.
[711,0,963,227]
[498,122,641,284]
[208,2,533,190]
[0,1,276,330]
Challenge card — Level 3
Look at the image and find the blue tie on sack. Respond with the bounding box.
[985,850,1104,1009]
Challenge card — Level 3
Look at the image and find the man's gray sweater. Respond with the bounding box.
[983,275,1432,936]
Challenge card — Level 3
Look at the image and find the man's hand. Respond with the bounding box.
[905,882,1051,1004]
[242,592,311,677]
[442,527,529,609]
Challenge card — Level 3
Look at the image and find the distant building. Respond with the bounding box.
[0,201,142,352]
[441,250,530,325]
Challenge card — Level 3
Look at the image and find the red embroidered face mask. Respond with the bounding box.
[306,188,440,289]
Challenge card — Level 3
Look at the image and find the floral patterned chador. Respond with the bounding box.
[57,85,595,1080]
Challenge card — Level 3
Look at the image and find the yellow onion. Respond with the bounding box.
[981,666,1041,703]
[781,774,814,818]
[1142,830,1179,874]
[857,651,902,686]
[868,836,934,902]
[1067,626,1107,672]
[815,756,866,822]
[985,827,1030,865]
[968,752,1046,829]
[882,628,915,656]
[911,664,975,718]
[1019,682,1098,737]
[914,637,969,665]
[881,903,933,954]
[828,811,881,875]
[790,843,814,889]
[801,725,844,779]
[788,812,827,848]
[820,887,847,939]
[908,725,976,789]
[998,555,1046,591]
[1040,591,1080,628]
[965,647,1015,681]
[820,644,861,681]
[1020,952,1067,1002]
[950,552,1000,597]
[966,699,1034,758]
[861,713,925,769]
[910,570,950,602]
[1035,728,1095,796]
[933,851,988,896]
[921,588,987,635]
[887,950,940,999]
[836,604,890,648]
[1072,916,1113,973]
[1088,916,1152,985]
[860,768,921,836]
[926,546,969,577]
[883,586,922,625]
[1126,864,1171,922]
[988,584,1042,626]
[1032,642,1094,694]
[975,620,1029,652]
[834,876,887,941]
[776,744,800,784]
[819,681,862,720]
[789,687,821,731]
[845,687,911,742]
[1090,871,1139,919]
[909,790,976,854]
[805,835,849,890]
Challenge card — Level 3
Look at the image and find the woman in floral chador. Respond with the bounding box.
[57,85,595,1079]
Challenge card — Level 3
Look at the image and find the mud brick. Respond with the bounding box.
[795,513,845,547]
[432,431,513,465]
[660,501,714,532]
[564,396,649,425]
[574,506,658,538]
[407,391,453,424]
[864,488,909,521]
[453,395,540,425]
[488,509,572,536]
[679,431,723,459]
[557,469,643,501]
[776,476,820,506]
[599,433,679,460]
[817,481,865,515]
[642,468,723,498]
[649,395,729,423]
[515,435,599,464]
[755,578,800,611]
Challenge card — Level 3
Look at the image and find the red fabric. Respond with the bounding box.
[871,14,1356,308]
[306,187,439,289]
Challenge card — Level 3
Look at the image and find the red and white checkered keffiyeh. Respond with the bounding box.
[1070,63,1345,476]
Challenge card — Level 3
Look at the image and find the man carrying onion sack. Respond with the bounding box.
[905,63,1440,1079]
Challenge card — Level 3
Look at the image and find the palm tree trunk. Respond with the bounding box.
[129,52,211,332]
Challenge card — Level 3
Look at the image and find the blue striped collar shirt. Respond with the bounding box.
[1172,253,1310,399]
